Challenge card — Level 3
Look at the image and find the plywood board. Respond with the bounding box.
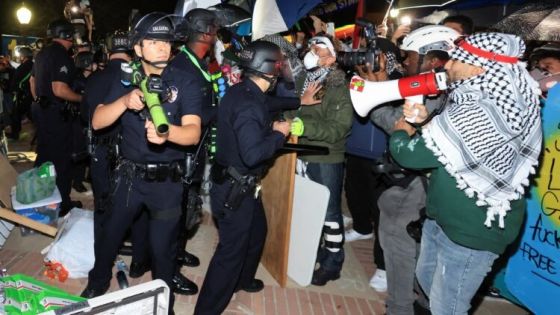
[0,155,18,246]
[261,140,297,287]
[0,154,18,208]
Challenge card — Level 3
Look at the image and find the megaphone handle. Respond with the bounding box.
[404,95,423,123]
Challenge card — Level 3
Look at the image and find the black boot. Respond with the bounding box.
[60,200,83,217]
[80,282,110,298]
[171,272,198,295]
[235,278,264,293]
[177,250,200,267]
[311,268,340,286]
[129,261,151,278]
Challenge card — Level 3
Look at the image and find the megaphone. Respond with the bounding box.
[349,71,448,117]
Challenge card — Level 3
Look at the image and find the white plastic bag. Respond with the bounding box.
[45,208,94,278]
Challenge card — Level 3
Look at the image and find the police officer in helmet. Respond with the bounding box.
[30,18,83,215]
[169,7,219,274]
[81,13,202,312]
[80,29,142,272]
[194,40,290,315]
[9,46,34,140]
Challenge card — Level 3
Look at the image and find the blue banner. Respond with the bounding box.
[1,34,40,56]
[504,84,560,315]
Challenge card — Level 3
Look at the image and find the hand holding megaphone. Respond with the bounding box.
[403,96,427,123]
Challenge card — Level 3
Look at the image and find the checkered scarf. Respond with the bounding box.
[423,32,542,228]
[302,66,332,96]
[385,51,404,77]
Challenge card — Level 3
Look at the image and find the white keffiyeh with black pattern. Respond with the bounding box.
[423,32,542,228]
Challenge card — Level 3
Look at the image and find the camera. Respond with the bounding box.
[337,18,381,72]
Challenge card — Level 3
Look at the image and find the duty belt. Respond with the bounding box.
[211,163,263,208]
[120,158,185,182]
[210,163,261,186]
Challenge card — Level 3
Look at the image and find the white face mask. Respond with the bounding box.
[295,42,303,50]
[303,51,320,70]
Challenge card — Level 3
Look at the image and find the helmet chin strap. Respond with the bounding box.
[141,58,168,69]
[259,73,278,92]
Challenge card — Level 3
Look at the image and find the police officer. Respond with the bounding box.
[30,19,82,215]
[194,41,291,315]
[169,7,219,273]
[81,13,202,312]
[71,51,94,192]
[8,46,34,140]
[80,30,150,269]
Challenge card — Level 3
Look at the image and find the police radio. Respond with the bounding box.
[121,62,170,135]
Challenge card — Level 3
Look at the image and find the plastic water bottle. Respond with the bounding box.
[116,259,129,289]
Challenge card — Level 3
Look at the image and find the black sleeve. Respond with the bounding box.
[177,73,203,119]
[232,104,285,168]
[266,95,301,112]
[52,53,75,85]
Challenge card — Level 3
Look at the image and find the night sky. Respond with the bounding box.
[0,0,387,41]
[0,0,178,39]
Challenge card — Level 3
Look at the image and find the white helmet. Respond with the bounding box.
[400,25,460,55]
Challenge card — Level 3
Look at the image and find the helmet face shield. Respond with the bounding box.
[281,57,302,82]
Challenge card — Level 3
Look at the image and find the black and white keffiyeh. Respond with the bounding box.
[301,67,332,96]
[385,51,404,77]
[423,32,542,228]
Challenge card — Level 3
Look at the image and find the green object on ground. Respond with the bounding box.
[1,274,85,314]
[16,162,56,204]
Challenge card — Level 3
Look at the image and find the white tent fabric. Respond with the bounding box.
[252,0,288,40]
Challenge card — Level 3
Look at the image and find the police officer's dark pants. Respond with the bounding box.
[90,145,111,255]
[71,117,88,185]
[194,180,267,315]
[10,99,29,138]
[90,147,149,264]
[34,106,73,206]
[87,170,181,313]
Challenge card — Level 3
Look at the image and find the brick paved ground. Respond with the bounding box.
[2,126,528,315]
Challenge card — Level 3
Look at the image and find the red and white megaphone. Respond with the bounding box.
[349,71,448,118]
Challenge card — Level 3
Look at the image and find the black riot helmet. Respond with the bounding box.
[47,19,75,40]
[93,49,107,68]
[74,51,94,70]
[106,30,131,53]
[176,8,219,41]
[238,41,283,77]
[129,12,175,47]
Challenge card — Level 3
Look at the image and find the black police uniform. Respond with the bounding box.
[85,65,202,300]
[194,79,286,315]
[168,46,213,264]
[10,58,33,139]
[71,70,89,187]
[82,59,124,208]
[82,58,149,266]
[170,46,215,125]
[32,41,76,209]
